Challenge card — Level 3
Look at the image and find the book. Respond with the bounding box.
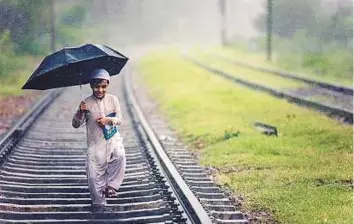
[102,112,118,140]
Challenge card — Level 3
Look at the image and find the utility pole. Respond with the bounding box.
[266,0,273,60]
[50,0,56,52]
[219,0,227,45]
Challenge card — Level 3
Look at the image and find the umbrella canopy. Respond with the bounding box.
[22,44,129,90]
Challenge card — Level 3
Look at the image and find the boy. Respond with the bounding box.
[72,69,125,210]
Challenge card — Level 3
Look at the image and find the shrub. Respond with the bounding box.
[0,30,20,78]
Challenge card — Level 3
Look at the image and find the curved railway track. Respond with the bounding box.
[184,55,353,124]
[0,66,248,223]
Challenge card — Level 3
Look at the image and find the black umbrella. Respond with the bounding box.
[22,44,129,90]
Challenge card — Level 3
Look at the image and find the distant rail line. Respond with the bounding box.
[184,55,353,124]
[210,54,353,95]
[0,67,248,223]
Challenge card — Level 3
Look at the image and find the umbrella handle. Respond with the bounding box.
[78,72,89,115]
[79,84,84,100]
[78,72,84,100]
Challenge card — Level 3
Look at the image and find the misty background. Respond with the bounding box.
[0,0,352,83]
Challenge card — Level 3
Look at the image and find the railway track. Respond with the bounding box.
[0,66,248,223]
[184,55,353,124]
[210,54,353,95]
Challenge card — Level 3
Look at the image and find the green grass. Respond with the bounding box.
[205,46,353,87]
[0,56,41,96]
[138,49,353,224]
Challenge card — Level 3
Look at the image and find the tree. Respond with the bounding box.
[255,0,320,38]
[254,0,352,47]
[0,0,52,53]
[324,1,353,47]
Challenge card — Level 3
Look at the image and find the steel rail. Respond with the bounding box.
[124,65,213,224]
[210,54,353,95]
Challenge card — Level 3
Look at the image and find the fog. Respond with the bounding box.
[1,0,351,65]
[56,0,264,48]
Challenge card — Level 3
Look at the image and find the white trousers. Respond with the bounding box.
[86,137,126,205]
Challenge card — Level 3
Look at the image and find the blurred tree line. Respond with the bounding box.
[254,0,352,80]
[0,0,52,55]
[0,0,87,78]
[256,0,352,47]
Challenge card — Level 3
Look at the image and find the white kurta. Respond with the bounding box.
[72,93,126,205]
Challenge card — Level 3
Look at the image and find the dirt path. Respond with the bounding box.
[0,92,40,137]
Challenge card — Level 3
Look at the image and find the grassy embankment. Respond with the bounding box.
[137,49,353,224]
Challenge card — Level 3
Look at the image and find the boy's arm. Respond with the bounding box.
[72,105,87,128]
[110,96,123,126]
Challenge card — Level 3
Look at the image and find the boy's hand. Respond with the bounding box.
[79,101,88,113]
[96,117,111,127]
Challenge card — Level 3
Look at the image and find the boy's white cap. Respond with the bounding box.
[89,69,110,81]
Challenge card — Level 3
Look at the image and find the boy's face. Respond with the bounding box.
[91,79,109,99]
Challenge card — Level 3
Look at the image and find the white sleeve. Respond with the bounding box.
[111,96,123,126]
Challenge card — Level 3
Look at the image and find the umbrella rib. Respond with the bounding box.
[63,48,68,65]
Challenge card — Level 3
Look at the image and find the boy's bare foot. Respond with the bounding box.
[104,185,117,198]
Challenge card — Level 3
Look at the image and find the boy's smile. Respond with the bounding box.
[92,80,109,99]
